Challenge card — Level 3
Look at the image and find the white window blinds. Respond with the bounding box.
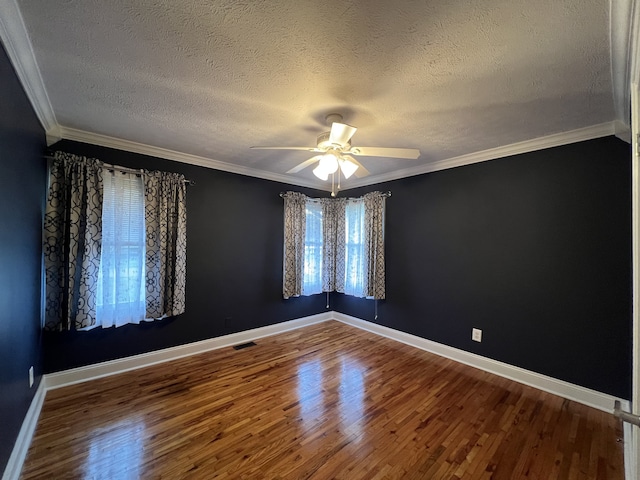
[344,199,366,297]
[96,170,146,328]
[303,200,323,295]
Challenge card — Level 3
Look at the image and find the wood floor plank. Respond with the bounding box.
[20,321,624,479]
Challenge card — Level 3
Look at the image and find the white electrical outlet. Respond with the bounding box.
[472,328,482,342]
[29,366,34,387]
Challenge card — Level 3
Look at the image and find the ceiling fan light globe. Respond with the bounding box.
[313,164,329,180]
[339,159,358,179]
[319,153,339,174]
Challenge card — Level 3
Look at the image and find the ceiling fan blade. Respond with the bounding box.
[342,155,370,178]
[329,122,357,146]
[286,155,323,174]
[251,146,319,152]
[349,146,420,159]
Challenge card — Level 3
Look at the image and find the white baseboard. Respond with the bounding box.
[2,379,46,480]
[6,311,628,480]
[3,312,331,479]
[623,420,635,480]
[46,312,333,390]
[333,312,629,413]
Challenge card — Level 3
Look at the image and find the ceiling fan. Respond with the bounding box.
[250,113,420,184]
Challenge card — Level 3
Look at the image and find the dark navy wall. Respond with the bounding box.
[45,138,632,400]
[335,137,632,399]
[42,140,331,373]
[0,44,47,472]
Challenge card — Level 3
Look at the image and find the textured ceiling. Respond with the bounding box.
[15,0,616,188]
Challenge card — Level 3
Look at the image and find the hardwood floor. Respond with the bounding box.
[21,321,624,479]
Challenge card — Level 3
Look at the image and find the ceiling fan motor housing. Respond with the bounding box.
[317,131,350,150]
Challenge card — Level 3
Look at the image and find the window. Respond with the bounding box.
[303,200,323,295]
[344,199,366,297]
[283,191,386,300]
[43,152,187,331]
[96,170,146,328]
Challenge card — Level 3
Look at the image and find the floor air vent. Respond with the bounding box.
[233,341,257,350]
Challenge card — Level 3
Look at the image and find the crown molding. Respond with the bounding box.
[0,0,634,190]
[611,0,640,128]
[0,0,58,138]
[57,126,332,191]
[342,122,618,190]
[611,0,634,126]
[59,122,617,194]
[630,0,640,86]
[615,119,632,143]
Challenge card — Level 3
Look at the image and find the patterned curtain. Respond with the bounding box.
[322,198,346,293]
[282,191,307,298]
[144,170,187,318]
[43,152,104,331]
[363,192,386,299]
[333,199,346,293]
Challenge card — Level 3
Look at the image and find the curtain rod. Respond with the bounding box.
[44,155,195,185]
[279,191,391,198]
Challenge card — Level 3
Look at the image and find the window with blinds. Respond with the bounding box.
[96,170,146,328]
[303,200,323,295]
[344,199,366,297]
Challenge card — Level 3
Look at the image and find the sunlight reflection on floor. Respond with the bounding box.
[82,418,146,480]
[296,354,366,442]
[338,356,365,440]
[297,359,325,430]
